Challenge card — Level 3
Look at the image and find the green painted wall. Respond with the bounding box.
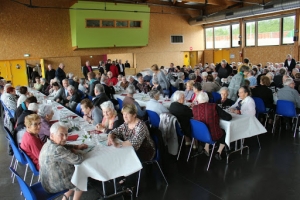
[70,1,150,48]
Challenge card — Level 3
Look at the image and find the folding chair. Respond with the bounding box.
[146,110,160,128]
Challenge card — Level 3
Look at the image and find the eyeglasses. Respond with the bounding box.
[31,122,41,127]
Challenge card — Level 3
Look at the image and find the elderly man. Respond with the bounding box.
[215,59,232,80]
[55,63,66,83]
[65,85,81,111]
[93,84,109,108]
[40,78,49,95]
[125,60,130,68]
[273,68,286,88]
[284,54,297,73]
[83,61,93,80]
[136,73,151,93]
[117,59,125,76]
[39,122,87,200]
[277,78,300,110]
[291,68,299,79]
[100,74,116,100]
[170,72,185,90]
[45,64,56,83]
[107,71,118,86]
[55,79,70,104]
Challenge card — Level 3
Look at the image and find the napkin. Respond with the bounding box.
[121,94,127,96]
[49,120,59,125]
[67,134,79,141]
[57,106,64,109]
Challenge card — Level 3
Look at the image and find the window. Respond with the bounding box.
[232,24,240,47]
[102,20,114,27]
[86,20,100,28]
[283,16,295,44]
[246,22,256,46]
[116,21,128,27]
[214,25,230,48]
[171,35,183,43]
[130,21,142,28]
[258,18,280,46]
[205,28,213,49]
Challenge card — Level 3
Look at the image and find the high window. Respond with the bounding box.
[246,22,255,46]
[282,16,295,44]
[257,18,280,46]
[214,25,230,48]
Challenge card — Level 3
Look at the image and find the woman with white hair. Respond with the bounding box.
[216,87,234,108]
[38,104,54,143]
[169,91,193,145]
[39,122,87,200]
[201,72,208,83]
[230,86,256,116]
[192,92,232,160]
[146,89,169,116]
[96,101,124,133]
[170,72,185,90]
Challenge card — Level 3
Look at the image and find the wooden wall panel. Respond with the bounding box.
[107,53,133,68]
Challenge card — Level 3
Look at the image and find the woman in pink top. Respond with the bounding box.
[20,114,43,170]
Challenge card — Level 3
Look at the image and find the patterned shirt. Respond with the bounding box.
[110,120,155,161]
[39,140,83,193]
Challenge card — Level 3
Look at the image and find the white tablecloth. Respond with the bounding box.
[71,143,142,191]
[220,113,267,146]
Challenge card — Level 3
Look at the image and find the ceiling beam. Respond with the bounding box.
[188,0,225,6]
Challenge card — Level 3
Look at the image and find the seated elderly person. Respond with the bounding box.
[17,86,29,107]
[184,80,195,102]
[40,78,50,95]
[194,69,202,83]
[191,82,202,105]
[169,91,193,145]
[251,76,274,109]
[65,85,81,111]
[96,101,124,133]
[120,76,129,90]
[192,92,232,160]
[277,78,300,112]
[20,114,43,170]
[78,78,87,93]
[294,72,300,93]
[170,72,185,90]
[136,73,151,93]
[108,104,155,161]
[201,72,208,83]
[49,82,63,102]
[230,86,256,116]
[107,71,118,86]
[14,96,37,123]
[123,85,147,119]
[39,122,87,200]
[3,86,17,110]
[93,83,110,108]
[38,104,54,143]
[16,103,39,144]
[85,72,100,97]
[216,87,234,108]
[116,75,123,86]
[81,99,103,125]
[146,89,169,116]
[202,74,221,93]
[34,77,43,91]
[128,76,138,87]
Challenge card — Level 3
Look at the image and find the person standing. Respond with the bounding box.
[110,61,119,78]
[117,59,125,76]
[45,64,56,83]
[55,63,66,84]
[284,54,296,74]
[125,60,130,68]
[82,61,93,80]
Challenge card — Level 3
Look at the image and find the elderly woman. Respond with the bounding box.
[151,78,162,92]
[3,86,17,110]
[34,77,42,91]
[66,85,81,111]
[108,104,155,161]
[120,76,129,90]
[49,82,62,102]
[81,98,103,125]
[228,65,250,101]
[170,72,185,90]
[96,101,124,133]
[38,104,54,143]
[191,82,202,105]
[39,122,87,200]
[230,86,256,116]
[123,85,147,119]
[146,89,169,116]
[151,64,170,97]
[169,91,193,145]
[184,80,195,102]
[201,72,208,83]
[266,72,276,87]
[78,78,87,93]
[193,92,232,160]
[17,86,29,107]
[20,114,43,169]
[251,76,274,109]
[202,74,221,93]
[216,87,234,108]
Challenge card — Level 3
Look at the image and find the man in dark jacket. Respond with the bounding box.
[284,54,296,73]
[45,64,56,83]
[215,59,232,80]
[55,63,66,83]
[40,78,50,95]
[117,59,125,76]
[82,61,93,80]
[66,85,81,111]
[86,72,100,97]
[93,84,110,108]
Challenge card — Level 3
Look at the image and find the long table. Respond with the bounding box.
[28,88,142,194]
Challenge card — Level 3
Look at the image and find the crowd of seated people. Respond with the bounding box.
[2,54,300,199]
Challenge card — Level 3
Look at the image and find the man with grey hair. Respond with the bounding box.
[93,84,110,108]
[277,78,300,110]
[68,73,75,86]
[215,59,232,80]
[65,85,81,111]
[146,89,169,115]
[122,85,146,119]
[170,72,185,90]
[100,74,116,100]
[55,63,66,84]
[40,78,49,95]
[284,54,296,73]
[45,64,56,83]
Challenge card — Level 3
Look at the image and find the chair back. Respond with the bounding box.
[190,119,214,145]
[4,127,15,145]
[77,90,86,100]
[88,95,93,101]
[151,134,160,162]
[175,121,184,137]
[22,150,39,176]
[170,85,178,96]
[117,98,123,110]
[75,103,83,117]
[253,97,267,116]
[9,167,36,200]
[212,92,221,103]
[2,102,15,119]
[9,140,27,165]
[146,110,160,128]
[276,100,296,117]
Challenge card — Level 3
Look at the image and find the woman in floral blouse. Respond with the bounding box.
[107,104,155,162]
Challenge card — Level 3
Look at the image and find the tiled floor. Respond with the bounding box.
[1,120,300,200]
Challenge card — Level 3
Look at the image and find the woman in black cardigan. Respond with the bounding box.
[216,87,234,108]
[251,75,274,109]
[169,91,193,145]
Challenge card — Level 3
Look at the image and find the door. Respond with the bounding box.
[214,49,230,64]
[9,60,28,86]
[40,59,45,78]
[183,52,190,66]
[0,61,10,80]
[189,51,198,68]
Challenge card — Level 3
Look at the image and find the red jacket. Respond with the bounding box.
[110,65,119,78]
